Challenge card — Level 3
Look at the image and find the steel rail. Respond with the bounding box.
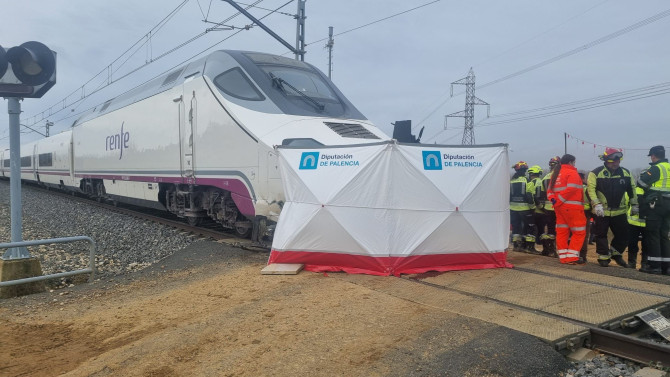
[590,327,670,367]
[404,275,670,366]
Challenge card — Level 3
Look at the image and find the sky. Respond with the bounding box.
[1,0,668,175]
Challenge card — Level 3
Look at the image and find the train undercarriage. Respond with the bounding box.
[79,178,256,239]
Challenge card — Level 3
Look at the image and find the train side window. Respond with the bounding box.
[39,153,53,167]
[21,156,32,167]
[213,68,265,101]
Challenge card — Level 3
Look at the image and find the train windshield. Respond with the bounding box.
[211,51,367,119]
[262,66,337,102]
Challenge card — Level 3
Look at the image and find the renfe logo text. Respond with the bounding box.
[106,122,130,160]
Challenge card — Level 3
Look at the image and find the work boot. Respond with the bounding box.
[524,241,540,254]
[548,241,558,258]
[513,241,523,252]
[639,265,662,275]
[597,258,610,267]
[626,261,636,269]
[541,239,552,256]
[576,258,586,265]
[611,254,627,267]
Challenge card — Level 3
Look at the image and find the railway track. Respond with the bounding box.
[36,185,270,251]
[406,274,670,367]
[333,267,670,368]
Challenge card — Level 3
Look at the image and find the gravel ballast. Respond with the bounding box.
[0,180,196,285]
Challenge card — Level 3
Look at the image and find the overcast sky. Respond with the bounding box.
[1,0,668,174]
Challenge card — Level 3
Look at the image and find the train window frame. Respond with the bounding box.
[20,156,32,167]
[39,153,53,167]
[213,68,265,102]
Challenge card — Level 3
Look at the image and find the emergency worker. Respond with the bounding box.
[626,186,646,269]
[510,161,536,253]
[547,154,585,264]
[536,156,561,257]
[526,165,543,252]
[636,145,670,275]
[587,148,637,267]
[579,172,591,264]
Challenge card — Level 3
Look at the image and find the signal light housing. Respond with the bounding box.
[0,41,56,98]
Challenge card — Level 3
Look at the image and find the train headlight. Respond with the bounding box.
[0,41,56,98]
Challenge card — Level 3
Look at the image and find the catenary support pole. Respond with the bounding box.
[326,26,334,79]
[295,0,306,61]
[3,97,30,259]
[564,132,567,155]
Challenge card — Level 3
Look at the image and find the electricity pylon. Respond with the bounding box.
[445,68,490,145]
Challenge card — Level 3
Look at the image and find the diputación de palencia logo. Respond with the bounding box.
[422,151,483,170]
[299,151,360,170]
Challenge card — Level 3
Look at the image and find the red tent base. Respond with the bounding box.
[268,250,513,277]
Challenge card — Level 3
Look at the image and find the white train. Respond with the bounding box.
[0,50,389,242]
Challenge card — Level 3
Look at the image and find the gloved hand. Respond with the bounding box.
[593,203,605,217]
[630,204,639,216]
[550,198,556,205]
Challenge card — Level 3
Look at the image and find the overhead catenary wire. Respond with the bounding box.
[415,0,611,131]
[416,7,670,133]
[421,82,670,143]
[21,0,277,133]
[24,0,191,127]
[14,0,294,137]
[477,8,670,91]
[304,0,441,46]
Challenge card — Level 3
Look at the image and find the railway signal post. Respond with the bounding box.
[0,41,56,296]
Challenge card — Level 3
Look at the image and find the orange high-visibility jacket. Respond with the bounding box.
[547,164,583,209]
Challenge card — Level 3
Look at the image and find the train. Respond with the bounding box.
[0,50,390,243]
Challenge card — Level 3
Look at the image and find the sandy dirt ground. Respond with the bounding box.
[1,242,570,377]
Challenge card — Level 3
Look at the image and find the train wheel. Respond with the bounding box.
[187,217,202,227]
[235,224,252,238]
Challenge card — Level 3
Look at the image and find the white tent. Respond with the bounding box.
[269,140,512,276]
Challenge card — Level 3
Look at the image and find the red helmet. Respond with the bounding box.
[600,147,623,162]
[513,161,528,171]
[548,156,560,166]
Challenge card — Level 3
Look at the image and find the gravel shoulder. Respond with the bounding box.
[2,240,573,377]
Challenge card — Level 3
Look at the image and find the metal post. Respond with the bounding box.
[326,26,334,79]
[564,132,567,155]
[4,97,30,259]
[295,0,306,61]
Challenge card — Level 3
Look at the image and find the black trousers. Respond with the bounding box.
[510,210,532,237]
[536,210,556,237]
[593,214,629,256]
[580,211,593,256]
[644,197,670,270]
[627,224,646,264]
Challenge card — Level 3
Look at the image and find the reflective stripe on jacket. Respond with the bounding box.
[587,165,637,217]
[627,187,645,227]
[650,161,670,194]
[510,176,531,211]
[583,186,591,211]
[548,164,583,209]
[540,173,555,211]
